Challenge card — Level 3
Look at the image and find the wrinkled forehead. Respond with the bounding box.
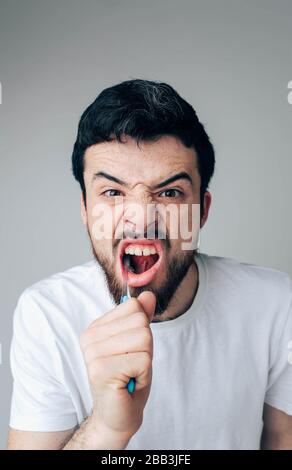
[83,135,198,186]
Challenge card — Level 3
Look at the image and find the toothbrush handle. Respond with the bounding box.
[120,293,136,395]
[127,377,136,394]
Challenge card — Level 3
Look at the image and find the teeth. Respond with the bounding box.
[124,245,158,256]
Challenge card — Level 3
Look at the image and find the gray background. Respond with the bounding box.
[0,0,291,449]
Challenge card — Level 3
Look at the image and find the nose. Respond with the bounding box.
[123,200,157,239]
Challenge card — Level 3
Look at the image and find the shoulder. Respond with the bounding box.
[200,251,292,293]
[13,260,105,336]
[23,259,99,296]
[199,252,292,321]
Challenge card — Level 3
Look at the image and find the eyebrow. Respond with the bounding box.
[92,171,127,186]
[152,172,193,189]
[92,171,193,189]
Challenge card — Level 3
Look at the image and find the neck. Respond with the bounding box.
[152,256,199,323]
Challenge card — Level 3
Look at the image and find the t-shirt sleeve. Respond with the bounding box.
[264,277,292,415]
[9,289,78,432]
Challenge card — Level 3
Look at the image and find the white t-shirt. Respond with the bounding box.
[9,252,292,450]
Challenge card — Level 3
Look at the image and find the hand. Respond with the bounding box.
[80,291,156,440]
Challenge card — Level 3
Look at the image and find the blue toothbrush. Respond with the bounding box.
[120,267,136,395]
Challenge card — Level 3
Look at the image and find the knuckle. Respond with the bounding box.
[138,326,153,347]
[133,311,149,328]
[129,298,141,312]
[86,342,102,364]
[88,357,104,379]
[140,351,152,368]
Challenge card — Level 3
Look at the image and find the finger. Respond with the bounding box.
[88,297,144,329]
[83,326,153,363]
[88,352,152,392]
[137,291,156,322]
[82,311,149,348]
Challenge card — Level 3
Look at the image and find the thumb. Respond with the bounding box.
[137,291,156,322]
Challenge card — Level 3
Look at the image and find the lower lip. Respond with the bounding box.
[121,252,163,287]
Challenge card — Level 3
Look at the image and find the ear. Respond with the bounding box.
[200,191,212,228]
[80,193,87,225]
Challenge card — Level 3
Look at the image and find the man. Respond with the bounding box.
[7,79,292,450]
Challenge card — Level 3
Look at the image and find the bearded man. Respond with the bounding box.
[7,79,292,450]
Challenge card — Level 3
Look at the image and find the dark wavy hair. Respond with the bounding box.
[71,79,215,215]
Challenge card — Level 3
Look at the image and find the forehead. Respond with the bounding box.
[84,135,198,183]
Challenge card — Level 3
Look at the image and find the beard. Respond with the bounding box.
[87,229,196,317]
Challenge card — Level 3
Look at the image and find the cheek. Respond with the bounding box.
[88,202,117,242]
[177,202,200,235]
[95,240,112,256]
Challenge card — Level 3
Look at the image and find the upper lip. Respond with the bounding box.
[118,238,163,261]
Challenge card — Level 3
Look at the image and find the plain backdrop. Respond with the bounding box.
[0,0,291,449]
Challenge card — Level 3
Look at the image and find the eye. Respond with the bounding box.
[102,189,123,197]
[158,188,183,198]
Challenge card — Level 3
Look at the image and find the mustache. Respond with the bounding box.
[113,226,171,250]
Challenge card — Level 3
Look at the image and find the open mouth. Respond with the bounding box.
[119,240,163,287]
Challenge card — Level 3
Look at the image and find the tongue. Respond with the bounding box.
[131,254,158,274]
